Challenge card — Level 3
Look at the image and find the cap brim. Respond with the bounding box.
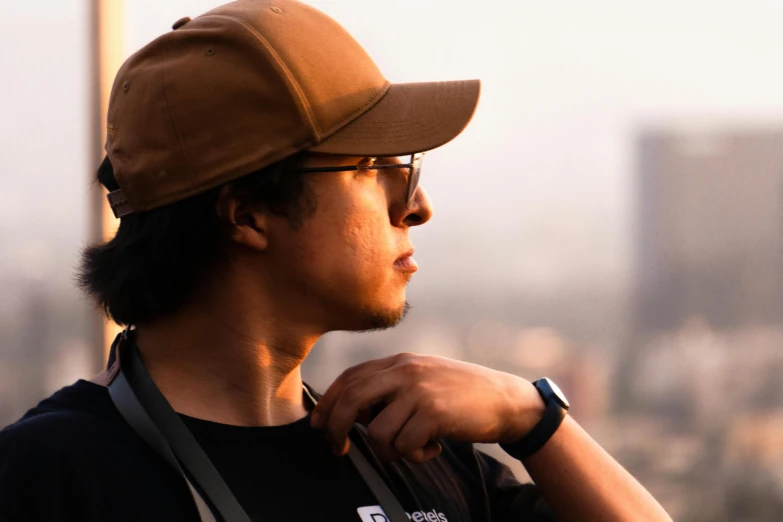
[307,79,481,157]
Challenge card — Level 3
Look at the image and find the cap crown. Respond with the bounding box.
[106,0,389,212]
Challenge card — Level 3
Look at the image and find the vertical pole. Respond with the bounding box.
[89,0,125,372]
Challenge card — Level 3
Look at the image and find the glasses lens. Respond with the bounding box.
[407,153,423,206]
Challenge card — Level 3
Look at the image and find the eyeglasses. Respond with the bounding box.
[292,153,424,208]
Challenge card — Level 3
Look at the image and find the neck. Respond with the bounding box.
[129,292,322,427]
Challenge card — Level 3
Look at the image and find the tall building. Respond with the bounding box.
[634,126,783,335]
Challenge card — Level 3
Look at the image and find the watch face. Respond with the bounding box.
[541,378,570,410]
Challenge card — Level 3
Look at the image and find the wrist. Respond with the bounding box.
[500,378,546,443]
[500,377,570,460]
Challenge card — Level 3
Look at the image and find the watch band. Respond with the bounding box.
[499,379,568,460]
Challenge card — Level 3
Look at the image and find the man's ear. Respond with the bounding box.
[216,186,269,251]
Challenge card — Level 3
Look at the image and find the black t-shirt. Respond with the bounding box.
[0,380,553,521]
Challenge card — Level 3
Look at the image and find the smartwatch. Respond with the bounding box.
[500,377,570,460]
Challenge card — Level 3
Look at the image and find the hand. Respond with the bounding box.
[310,353,546,463]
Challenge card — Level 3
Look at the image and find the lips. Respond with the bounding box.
[394,250,418,272]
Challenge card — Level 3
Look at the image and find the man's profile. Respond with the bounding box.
[0,1,672,521]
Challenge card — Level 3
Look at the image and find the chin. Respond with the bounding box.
[355,300,410,332]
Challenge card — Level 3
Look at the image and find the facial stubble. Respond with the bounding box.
[359,300,411,332]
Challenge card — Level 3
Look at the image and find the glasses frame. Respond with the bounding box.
[292,153,424,208]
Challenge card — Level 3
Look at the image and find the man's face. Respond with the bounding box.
[262,153,434,333]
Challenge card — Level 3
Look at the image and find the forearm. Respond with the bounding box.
[520,416,672,522]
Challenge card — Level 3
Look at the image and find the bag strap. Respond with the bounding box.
[107,330,410,522]
[301,385,410,522]
[108,332,247,522]
[109,358,219,522]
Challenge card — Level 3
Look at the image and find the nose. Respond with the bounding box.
[399,185,433,227]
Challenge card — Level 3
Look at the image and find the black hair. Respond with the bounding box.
[77,153,313,326]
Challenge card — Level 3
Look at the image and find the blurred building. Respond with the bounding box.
[613,125,783,520]
[634,126,783,334]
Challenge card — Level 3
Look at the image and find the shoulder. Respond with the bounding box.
[0,381,195,521]
[0,380,127,465]
[0,409,99,457]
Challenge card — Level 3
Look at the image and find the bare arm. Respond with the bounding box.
[522,415,672,521]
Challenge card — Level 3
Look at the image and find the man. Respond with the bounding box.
[0,1,672,521]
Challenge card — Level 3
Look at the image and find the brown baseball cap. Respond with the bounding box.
[105,0,480,217]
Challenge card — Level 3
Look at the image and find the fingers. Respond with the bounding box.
[365,392,418,461]
[391,409,442,464]
[311,353,446,462]
[406,441,443,464]
[314,368,405,455]
[312,355,399,429]
[363,394,443,464]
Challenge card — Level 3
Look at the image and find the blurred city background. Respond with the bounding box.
[3,1,783,520]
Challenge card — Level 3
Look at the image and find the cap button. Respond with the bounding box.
[171,16,191,30]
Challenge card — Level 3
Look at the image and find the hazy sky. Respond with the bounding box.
[3,0,783,294]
